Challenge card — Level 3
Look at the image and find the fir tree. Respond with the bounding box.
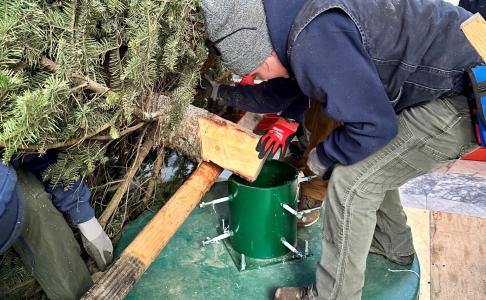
[0,1,212,294]
[0,0,207,181]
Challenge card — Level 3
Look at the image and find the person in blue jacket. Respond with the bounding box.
[202,0,481,299]
[0,150,113,299]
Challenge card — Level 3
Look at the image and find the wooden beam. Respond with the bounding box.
[461,13,486,62]
[430,212,486,299]
[81,113,262,300]
[199,117,264,182]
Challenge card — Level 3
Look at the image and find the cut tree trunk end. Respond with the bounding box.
[199,117,264,181]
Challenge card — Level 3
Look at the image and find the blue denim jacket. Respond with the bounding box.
[288,0,481,111]
[266,0,481,167]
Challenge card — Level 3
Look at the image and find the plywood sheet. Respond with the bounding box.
[199,117,264,182]
[461,13,486,62]
[405,208,431,300]
[430,212,486,299]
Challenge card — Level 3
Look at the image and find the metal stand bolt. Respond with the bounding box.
[281,238,304,258]
[281,204,304,219]
[199,196,232,208]
[240,254,246,271]
[202,231,233,246]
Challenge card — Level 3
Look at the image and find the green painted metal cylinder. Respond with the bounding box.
[228,160,298,259]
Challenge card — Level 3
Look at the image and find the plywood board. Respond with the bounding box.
[405,208,431,300]
[461,13,486,62]
[199,117,264,182]
[430,212,486,299]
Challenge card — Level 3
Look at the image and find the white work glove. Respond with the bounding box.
[307,148,328,177]
[78,218,113,271]
[201,75,221,102]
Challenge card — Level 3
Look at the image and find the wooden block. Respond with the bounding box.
[405,208,431,300]
[198,116,264,182]
[461,13,486,62]
[430,211,486,299]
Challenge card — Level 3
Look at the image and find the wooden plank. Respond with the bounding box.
[461,13,486,62]
[82,113,261,300]
[405,208,431,300]
[430,212,486,299]
[123,161,222,265]
[199,116,264,182]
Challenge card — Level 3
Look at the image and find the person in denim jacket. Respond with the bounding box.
[202,0,480,299]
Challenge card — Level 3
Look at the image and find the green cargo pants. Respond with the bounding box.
[12,170,92,300]
[316,95,478,299]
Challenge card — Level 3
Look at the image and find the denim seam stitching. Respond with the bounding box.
[403,81,451,92]
[358,157,423,193]
[419,113,464,162]
[371,58,464,74]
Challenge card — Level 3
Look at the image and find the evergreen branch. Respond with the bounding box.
[71,73,110,95]
[1,122,112,151]
[141,146,164,205]
[39,56,57,72]
[43,141,108,188]
[0,0,208,243]
[99,125,158,228]
[133,108,165,121]
[40,56,111,95]
[130,145,165,217]
[90,122,145,141]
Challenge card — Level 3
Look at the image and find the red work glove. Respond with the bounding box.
[239,74,256,86]
[254,113,281,134]
[256,117,299,160]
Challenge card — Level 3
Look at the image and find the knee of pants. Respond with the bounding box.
[17,170,63,223]
[323,166,360,245]
[325,164,385,233]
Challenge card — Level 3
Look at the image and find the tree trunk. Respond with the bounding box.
[164,104,213,160]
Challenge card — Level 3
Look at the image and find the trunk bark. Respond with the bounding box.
[148,94,244,161]
[164,104,212,160]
